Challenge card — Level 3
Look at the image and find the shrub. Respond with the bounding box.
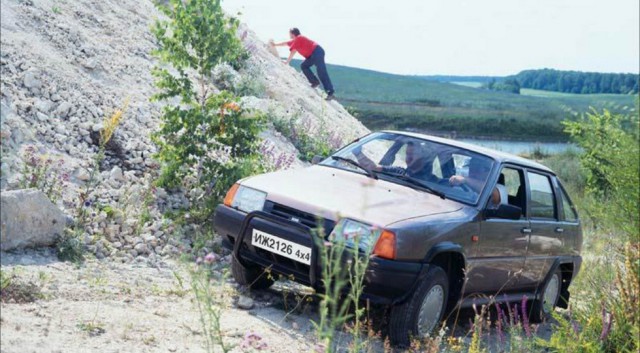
[563,108,639,238]
[151,0,265,221]
[271,115,336,162]
[537,107,640,353]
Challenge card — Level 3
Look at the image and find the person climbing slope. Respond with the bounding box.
[272,28,335,101]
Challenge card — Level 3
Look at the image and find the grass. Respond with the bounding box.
[290,59,635,140]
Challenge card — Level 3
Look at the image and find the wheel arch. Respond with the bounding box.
[423,242,467,312]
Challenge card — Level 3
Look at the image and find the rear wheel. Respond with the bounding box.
[231,256,274,290]
[530,267,561,322]
[389,266,449,347]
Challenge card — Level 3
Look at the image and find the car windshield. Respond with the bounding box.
[320,132,495,204]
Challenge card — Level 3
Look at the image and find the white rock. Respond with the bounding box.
[76,168,91,181]
[236,295,254,310]
[82,58,98,70]
[36,112,49,121]
[23,69,42,89]
[109,166,124,181]
[54,102,73,118]
[34,99,54,113]
[1,189,66,251]
[134,242,147,254]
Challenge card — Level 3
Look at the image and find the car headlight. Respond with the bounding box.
[224,184,267,213]
[329,219,382,253]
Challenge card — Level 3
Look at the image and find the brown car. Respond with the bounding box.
[214,131,582,345]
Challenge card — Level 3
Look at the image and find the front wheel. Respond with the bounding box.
[231,256,274,290]
[389,265,449,347]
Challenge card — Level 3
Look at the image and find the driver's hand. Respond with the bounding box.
[449,175,465,185]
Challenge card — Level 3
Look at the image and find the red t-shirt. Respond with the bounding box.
[287,36,318,58]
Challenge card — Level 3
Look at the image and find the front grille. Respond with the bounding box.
[264,202,335,234]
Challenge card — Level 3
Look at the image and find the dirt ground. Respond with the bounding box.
[0,249,327,353]
[1,249,555,353]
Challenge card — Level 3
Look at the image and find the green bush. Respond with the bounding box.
[539,107,640,353]
[151,0,265,220]
[563,108,639,238]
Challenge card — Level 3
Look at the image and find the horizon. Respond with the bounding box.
[224,0,639,76]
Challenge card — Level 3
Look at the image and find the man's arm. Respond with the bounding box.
[284,50,297,65]
[352,147,382,171]
[272,41,290,47]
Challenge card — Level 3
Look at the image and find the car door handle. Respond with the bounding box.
[555,227,564,233]
[521,227,532,234]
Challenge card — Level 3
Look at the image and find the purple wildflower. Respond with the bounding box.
[571,320,580,336]
[600,305,613,341]
[521,296,531,337]
[204,253,217,264]
[313,343,326,353]
[495,303,505,345]
[84,200,92,207]
[240,331,267,350]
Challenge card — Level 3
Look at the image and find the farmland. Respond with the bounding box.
[292,60,637,140]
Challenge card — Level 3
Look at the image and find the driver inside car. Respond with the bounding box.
[449,158,501,205]
[352,141,438,182]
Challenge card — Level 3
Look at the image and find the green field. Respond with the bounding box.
[291,60,637,140]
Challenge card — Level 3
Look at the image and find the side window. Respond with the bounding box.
[495,167,526,216]
[559,185,578,222]
[527,172,556,219]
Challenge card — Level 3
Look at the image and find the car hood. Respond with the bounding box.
[241,165,464,226]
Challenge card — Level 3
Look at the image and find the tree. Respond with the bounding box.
[151,0,265,219]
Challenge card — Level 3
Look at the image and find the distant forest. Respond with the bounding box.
[510,69,639,94]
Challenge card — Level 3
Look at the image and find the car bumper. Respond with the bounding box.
[214,204,422,304]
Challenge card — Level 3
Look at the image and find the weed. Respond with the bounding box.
[77,321,106,337]
[19,145,69,204]
[190,265,234,353]
[142,335,157,346]
[0,269,45,303]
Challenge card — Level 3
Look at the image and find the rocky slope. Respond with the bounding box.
[0,0,369,260]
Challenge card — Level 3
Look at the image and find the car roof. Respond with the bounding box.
[383,130,555,174]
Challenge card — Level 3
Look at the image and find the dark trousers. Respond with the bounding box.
[300,46,334,94]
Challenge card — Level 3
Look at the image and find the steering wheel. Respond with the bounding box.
[440,177,472,193]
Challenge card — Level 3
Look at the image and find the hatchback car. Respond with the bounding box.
[214,131,582,345]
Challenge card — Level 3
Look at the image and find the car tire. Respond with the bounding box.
[529,267,562,323]
[389,265,449,347]
[231,256,274,290]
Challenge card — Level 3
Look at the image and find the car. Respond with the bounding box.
[214,131,582,346]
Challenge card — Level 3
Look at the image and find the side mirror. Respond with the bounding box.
[311,155,324,165]
[485,204,522,220]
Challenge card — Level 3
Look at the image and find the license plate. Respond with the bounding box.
[251,229,311,265]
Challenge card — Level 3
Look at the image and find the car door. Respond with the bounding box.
[466,165,530,294]
[520,170,564,289]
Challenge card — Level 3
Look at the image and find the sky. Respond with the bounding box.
[223,0,640,76]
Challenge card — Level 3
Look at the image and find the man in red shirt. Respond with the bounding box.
[273,28,335,100]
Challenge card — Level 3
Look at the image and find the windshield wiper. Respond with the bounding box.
[376,170,446,199]
[331,156,377,179]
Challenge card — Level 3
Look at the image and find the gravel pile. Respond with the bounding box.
[0,0,369,262]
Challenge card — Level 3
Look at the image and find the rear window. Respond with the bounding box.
[559,185,578,222]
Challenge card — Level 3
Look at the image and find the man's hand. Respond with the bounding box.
[282,59,289,65]
[449,175,465,186]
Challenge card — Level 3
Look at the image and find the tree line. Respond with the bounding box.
[510,69,638,94]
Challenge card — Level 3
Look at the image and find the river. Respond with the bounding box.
[456,138,575,155]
